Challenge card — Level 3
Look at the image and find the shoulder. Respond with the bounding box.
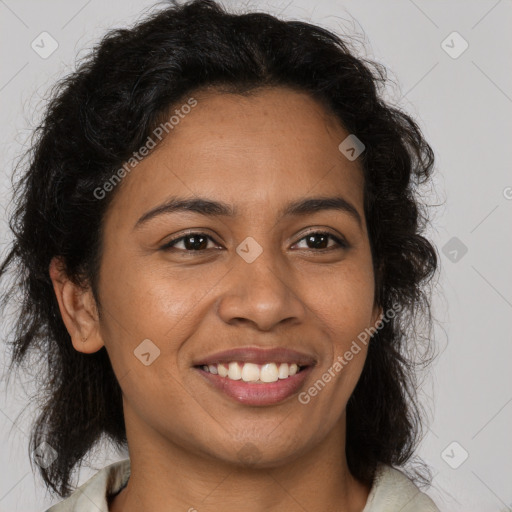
[44,458,131,512]
[362,464,440,512]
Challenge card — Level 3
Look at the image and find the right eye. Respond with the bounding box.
[160,232,222,252]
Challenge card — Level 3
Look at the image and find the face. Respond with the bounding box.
[60,87,382,467]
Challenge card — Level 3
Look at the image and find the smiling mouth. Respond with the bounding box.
[193,362,313,406]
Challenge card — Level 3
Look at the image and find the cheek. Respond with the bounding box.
[98,250,204,334]
[305,263,375,391]
[97,263,202,431]
[312,265,376,338]
[97,251,221,381]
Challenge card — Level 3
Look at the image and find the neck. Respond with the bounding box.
[109,410,370,512]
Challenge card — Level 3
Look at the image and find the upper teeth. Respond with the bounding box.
[201,362,300,382]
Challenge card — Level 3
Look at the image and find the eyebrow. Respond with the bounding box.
[134,195,363,230]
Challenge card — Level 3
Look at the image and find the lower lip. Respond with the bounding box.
[193,366,314,406]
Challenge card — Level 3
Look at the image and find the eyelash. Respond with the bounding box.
[160,230,348,253]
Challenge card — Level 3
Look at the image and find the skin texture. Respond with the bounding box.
[49,87,383,512]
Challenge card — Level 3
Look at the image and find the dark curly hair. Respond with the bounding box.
[0,0,440,499]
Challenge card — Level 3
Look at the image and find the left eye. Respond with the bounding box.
[161,231,347,252]
[293,232,348,251]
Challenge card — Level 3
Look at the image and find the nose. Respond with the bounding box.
[216,248,306,331]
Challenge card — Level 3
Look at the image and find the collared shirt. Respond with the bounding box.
[44,458,440,511]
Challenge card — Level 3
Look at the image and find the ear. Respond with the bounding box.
[49,256,104,354]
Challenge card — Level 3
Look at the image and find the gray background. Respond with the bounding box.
[1,1,511,511]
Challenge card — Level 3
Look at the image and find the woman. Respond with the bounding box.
[0,0,440,510]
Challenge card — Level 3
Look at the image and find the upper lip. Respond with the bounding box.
[192,347,317,367]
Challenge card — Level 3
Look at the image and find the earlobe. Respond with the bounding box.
[373,305,384,329]
[49,256,105,354]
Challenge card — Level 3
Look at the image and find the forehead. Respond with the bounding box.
[105,87,365,226]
